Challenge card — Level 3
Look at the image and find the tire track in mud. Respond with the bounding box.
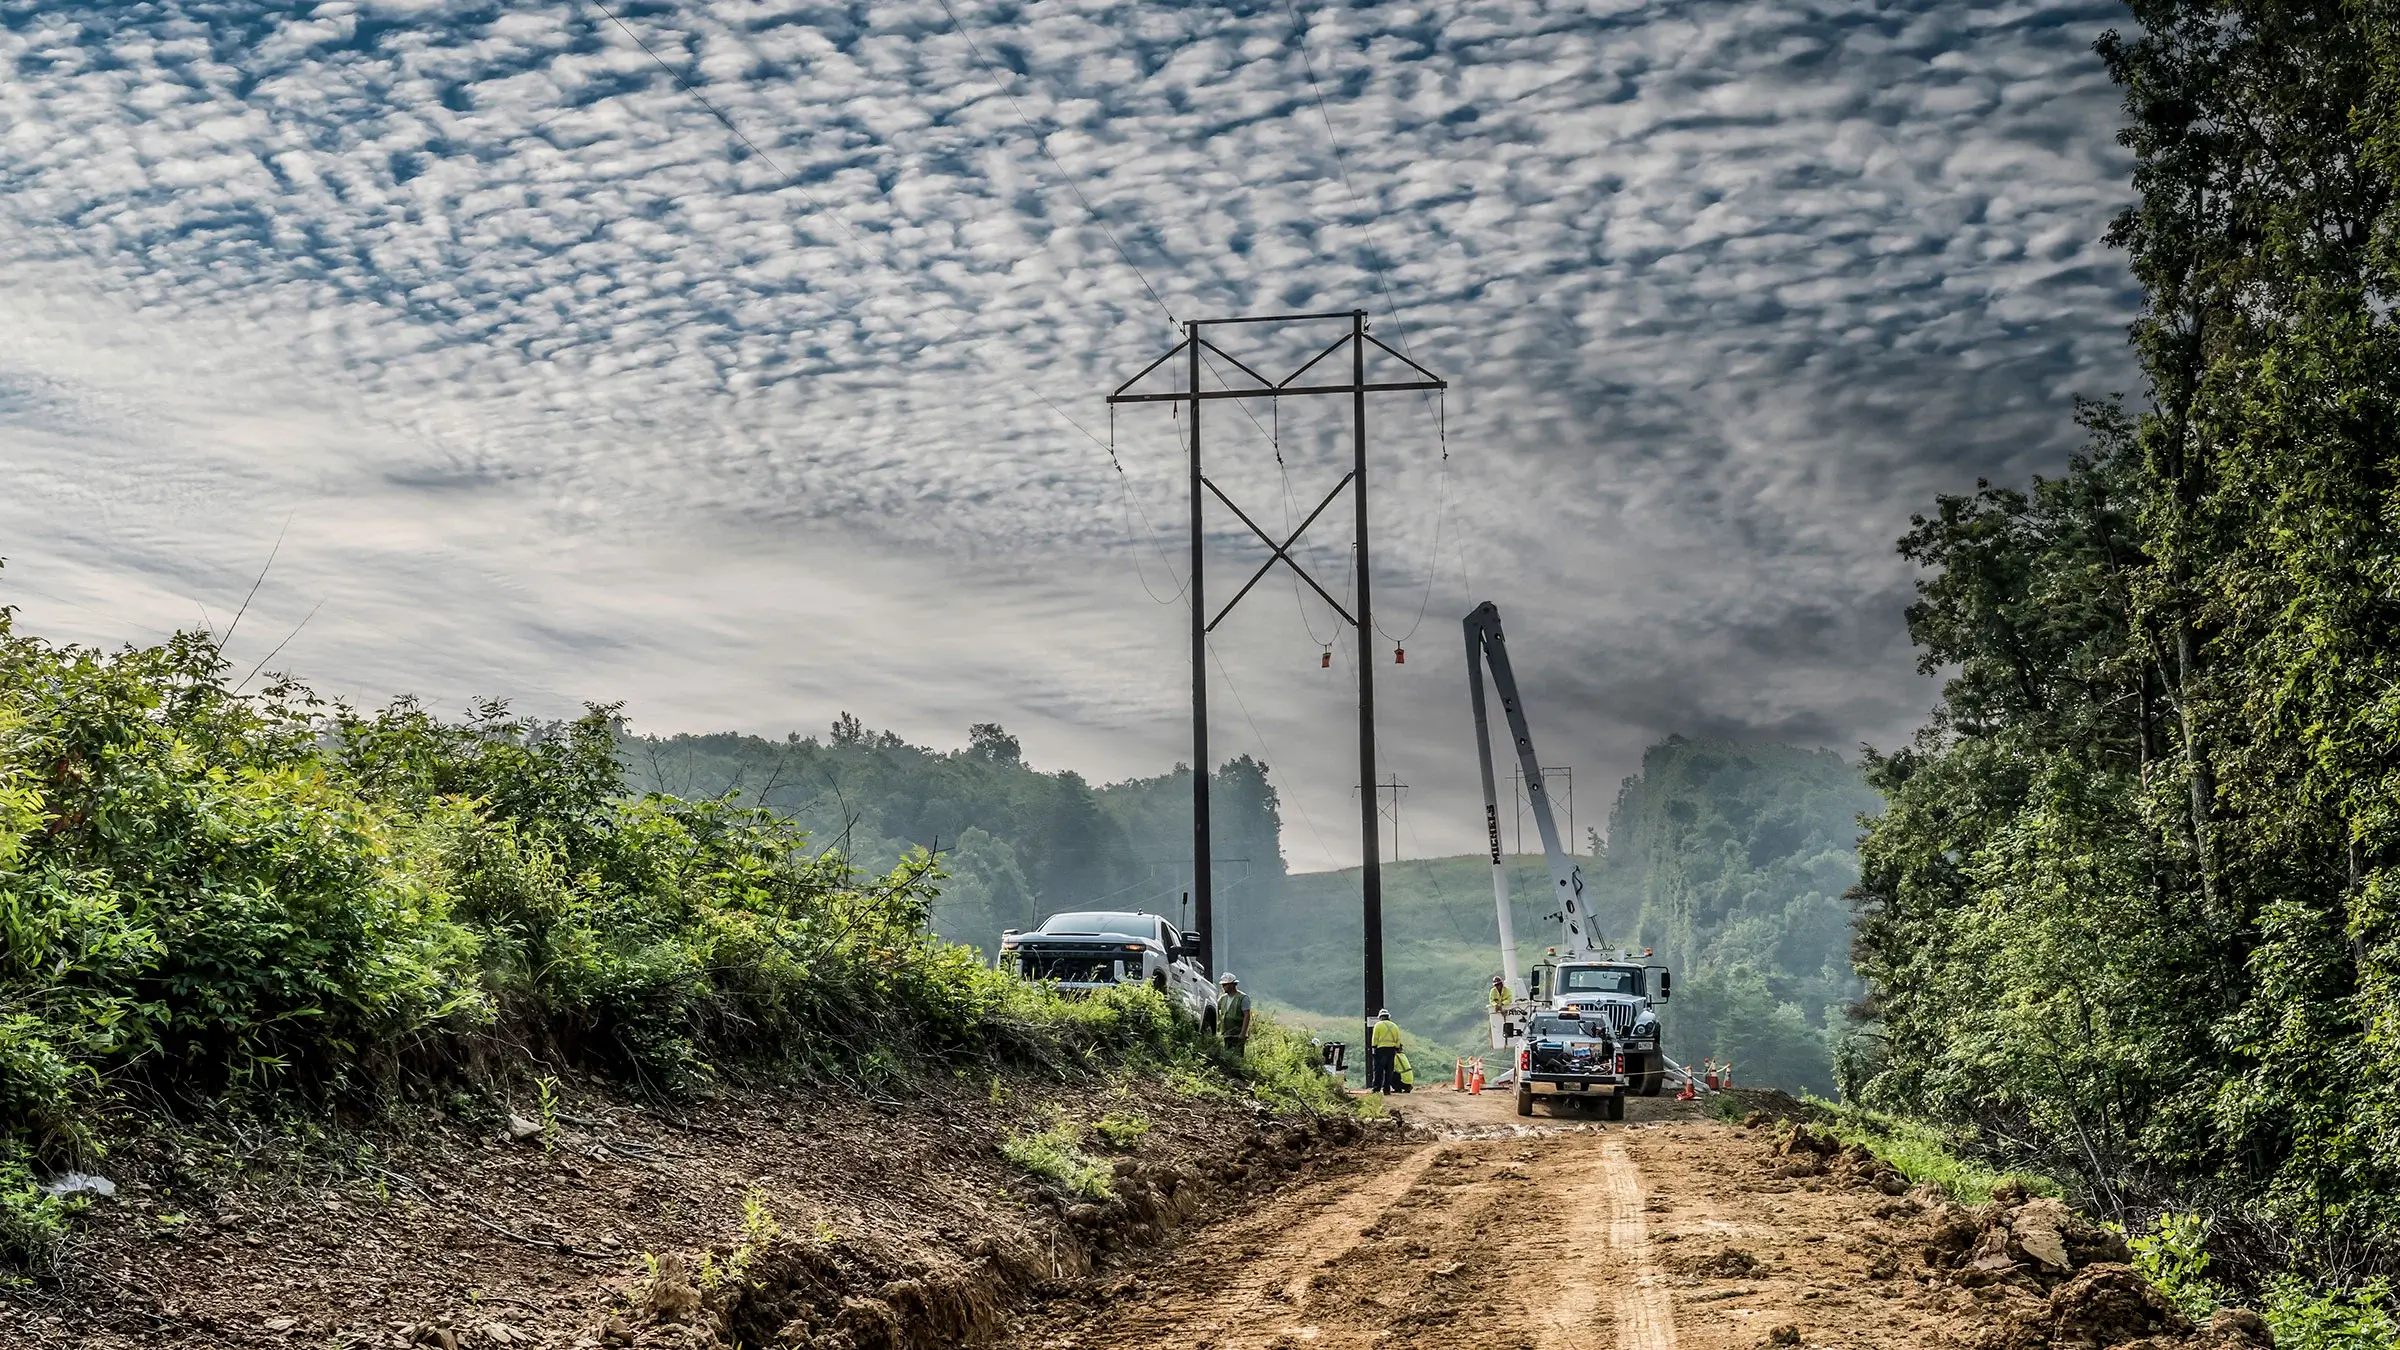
[1598,1133,1677,1350]
[1052,1140,1449,1350]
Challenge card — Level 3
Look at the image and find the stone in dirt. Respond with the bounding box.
[507,1115,543,1142]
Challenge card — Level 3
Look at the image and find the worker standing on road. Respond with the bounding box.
[1217,973,1253,1059]
[1369,1009,1403,1093]
[1488,975,1510,1011]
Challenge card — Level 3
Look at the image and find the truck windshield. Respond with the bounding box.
[1016,954,1125,983]
[1558,967,1644,996]
[1036,912,1153,939]
[1529,1015,1603,1038]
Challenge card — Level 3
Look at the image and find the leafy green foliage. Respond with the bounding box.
[0,614,1283,1262]
[1092,1111,1150,1149]
[1000,1118,1114,1198]
[2131,1214,2226,1321]
[1849,0,2400,1286]
[1811,1099,2062,1207]
[1238,1016,1352,1115]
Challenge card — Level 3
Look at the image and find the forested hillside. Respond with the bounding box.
[1590,738,1879,1095]
[622,725,1285,953]
[1848,0,2400,1281]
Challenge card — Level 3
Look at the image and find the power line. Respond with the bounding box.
[929,0,1176,326]
[579,0,1176,580]
[1279,0,1432,378]
[1207,637,1340,869]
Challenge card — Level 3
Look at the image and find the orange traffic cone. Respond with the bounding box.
[1469,1062,1484,1095]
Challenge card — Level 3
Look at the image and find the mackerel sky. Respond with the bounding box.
[0,0,2137,868]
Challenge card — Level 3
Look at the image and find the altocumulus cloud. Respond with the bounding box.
[0,0,2135,865]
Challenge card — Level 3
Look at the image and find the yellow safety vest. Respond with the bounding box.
[1371,1019,1403,1048]
[1488,985,1510,1010]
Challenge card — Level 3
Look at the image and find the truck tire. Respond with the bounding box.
[1605,1092,1626,1121]
[1640,1059,1664,1097]
[1201,1009,1217,1034]
[1150,971,1167,994]
[1516,1085,1534,1117]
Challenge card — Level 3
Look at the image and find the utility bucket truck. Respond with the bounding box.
[1463,602,1677,1096]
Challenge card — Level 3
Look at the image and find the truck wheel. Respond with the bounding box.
[1640,1060,1664,1097]
[1606,1093,1627,1121]
[1201,1009,1217,1034]
[1150,971,1167,994]
[1516,1085,1533,1117]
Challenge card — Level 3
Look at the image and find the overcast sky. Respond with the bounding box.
[0,0,2138,869]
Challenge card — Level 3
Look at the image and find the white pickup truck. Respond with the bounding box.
[998,911,1218,1026]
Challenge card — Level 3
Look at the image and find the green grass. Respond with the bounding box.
[1093,1111,1150,1149]
[1000,1119,1114,1198]
[1803,1097,2062,1204]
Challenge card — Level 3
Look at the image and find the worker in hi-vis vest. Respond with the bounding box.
[1369,1009,1404,1093]
[1216,973,1253,1057]
[1488,974,1510,1011]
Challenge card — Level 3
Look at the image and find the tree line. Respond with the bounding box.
[1847,0,2400,1270]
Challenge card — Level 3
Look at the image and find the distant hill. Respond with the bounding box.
[1231,739,1879,1096]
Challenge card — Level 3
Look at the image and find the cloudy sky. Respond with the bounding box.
[0,0,2138,868]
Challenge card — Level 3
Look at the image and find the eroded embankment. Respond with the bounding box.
[0,1073,1383,1350]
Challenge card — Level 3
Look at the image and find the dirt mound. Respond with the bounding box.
[1913,1189,2271,1350]
[1765,1123,1911,1194]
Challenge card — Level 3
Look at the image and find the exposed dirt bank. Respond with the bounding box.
[1,1072,1373,1350]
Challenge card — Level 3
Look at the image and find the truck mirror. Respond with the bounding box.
[1182,931,1201,949]
[1657,969,1672,1002]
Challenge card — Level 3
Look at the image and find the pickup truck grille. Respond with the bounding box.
[1586,1002,1634,1033]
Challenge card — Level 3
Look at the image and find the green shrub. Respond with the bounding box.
[2129,1213,2225,1321]
[1000,1119,1113,1198]
[1242,1016,1350,1115]
[0,617,1248,1224]
[1093,1111,1150,1149]
[2262,1277,2398,1350]
[0,1148,67,1265]
[1806,1097,2061,1205]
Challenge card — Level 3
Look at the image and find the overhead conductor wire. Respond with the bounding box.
[581,0,1184,590]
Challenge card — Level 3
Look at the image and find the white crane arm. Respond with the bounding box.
[1464,601,1603,970]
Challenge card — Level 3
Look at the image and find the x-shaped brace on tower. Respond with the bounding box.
[1104,309,1447,1034]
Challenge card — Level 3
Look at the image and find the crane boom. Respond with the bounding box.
[1464,602,1602,978]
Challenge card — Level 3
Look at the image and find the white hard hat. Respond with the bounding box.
[1377,1008,1391,1018]
[1218,972,1238,984]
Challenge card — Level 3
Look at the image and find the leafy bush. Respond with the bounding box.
[2261,1277,2398,1350]
[999,1119,1113,1198]
[1241,1017,1350,1115]
[2130,1213,2225,1322]
[0,615,1293,1263]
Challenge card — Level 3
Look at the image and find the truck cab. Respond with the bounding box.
[998,911,1217,1025]
[1535,956,1671,1096]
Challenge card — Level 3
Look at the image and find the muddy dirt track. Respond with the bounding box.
[1015,1091,1975,1350]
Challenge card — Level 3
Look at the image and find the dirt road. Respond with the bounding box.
[1012,1089,1976,1350]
